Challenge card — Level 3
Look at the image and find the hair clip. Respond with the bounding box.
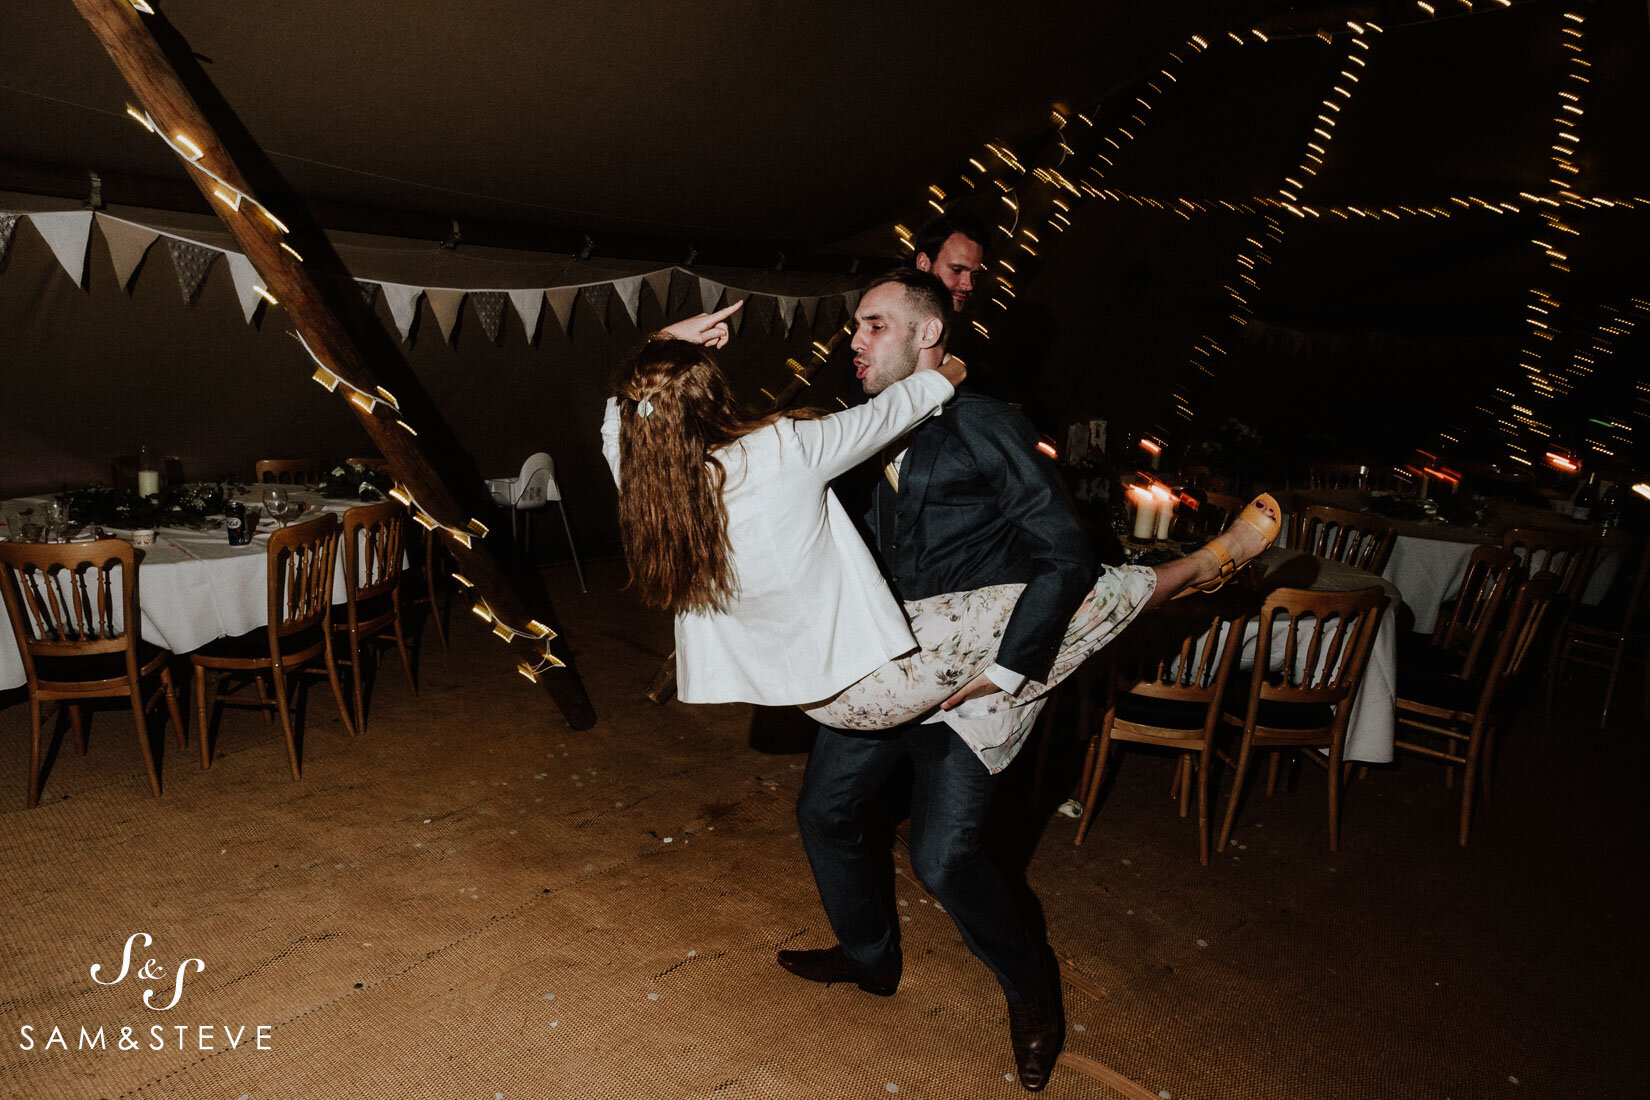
[636,398,656,418]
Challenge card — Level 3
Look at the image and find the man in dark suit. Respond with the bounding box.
[780,269,1091,1091]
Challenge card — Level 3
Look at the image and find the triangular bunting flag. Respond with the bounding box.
[225,251,267,323]
[613,275,644,327]
[381,283,424,342]
[668,268,695,313]
[697,277,723,313]
[508,289,544,343]
[95,215,157,292]
[164,237,219,305]
[545,287,578,335]
[799,296,818,329]
[581,283,613,331]
[0,214,18,267]
[425,288,467,345]
[357,280,379,306]
[724,289,750,333]
[30,211,95,288]
[472,291,507,343]
[776,296,800,335]
[642,269,673,316]
[841,288,863,317]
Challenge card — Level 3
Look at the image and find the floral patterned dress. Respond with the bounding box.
[805,564,1158,733]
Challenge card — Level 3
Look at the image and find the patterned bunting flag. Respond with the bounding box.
[357,279,379,306]
[581,282,613,331]
[165,237,219,304]
[471,291,507,343]
[667,268,695,313]
[0,213,17,267]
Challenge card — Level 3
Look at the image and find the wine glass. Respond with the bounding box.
[262,486,291,529]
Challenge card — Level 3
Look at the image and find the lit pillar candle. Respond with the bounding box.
[137,469,161,498]
[1152,485,1175,540]
[1130,486,1157,539]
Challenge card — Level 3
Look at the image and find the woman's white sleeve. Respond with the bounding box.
[790,371,954,480]
[600,398,622,488]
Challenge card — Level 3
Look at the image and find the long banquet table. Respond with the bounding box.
[0,491,360,693]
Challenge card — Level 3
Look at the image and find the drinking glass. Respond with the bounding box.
[42,502,67,543]
[262,486,291,529]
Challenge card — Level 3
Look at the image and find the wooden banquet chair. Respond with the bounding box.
[0,539,187,806]
[1501,527,1596,604]
[1293,504,1397,575]
[1394,571,1560,846]
[1419,546,1523,680]
[254,458,329,486]
[1546,535,1650,729]
[1216,585,1387,853]
[1073,594,1252,865]
[335,501,416,734]
[189,514,355,779]
[402,525,450,652]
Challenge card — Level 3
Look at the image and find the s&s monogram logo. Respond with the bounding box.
[90,932,205,1012]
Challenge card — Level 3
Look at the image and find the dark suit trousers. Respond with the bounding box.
[796,722,1051,1004]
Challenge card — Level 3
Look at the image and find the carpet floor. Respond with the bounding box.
[0,558,1644,1099]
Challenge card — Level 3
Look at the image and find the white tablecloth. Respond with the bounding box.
[0,491,360,693]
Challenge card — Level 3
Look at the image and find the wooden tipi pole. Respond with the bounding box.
[71,0,595,728]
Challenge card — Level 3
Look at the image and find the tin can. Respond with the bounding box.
[226,501,250,546]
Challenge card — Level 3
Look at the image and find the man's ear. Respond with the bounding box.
[919,315,944,350]
[915,253,933,273]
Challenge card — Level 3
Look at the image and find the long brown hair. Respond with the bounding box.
[613,338,819,614]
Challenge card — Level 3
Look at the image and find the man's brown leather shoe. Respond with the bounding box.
[776,945,900,997]
[1006,991,1064,1091]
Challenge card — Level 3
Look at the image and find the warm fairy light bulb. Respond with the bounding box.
[279,242,304,262]
[130,1,155,14]
[174,134,204,161]
[254,286,278,306]
[126,106,155,131]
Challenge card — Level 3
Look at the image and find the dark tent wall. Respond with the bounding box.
[0,207,852,554]
[962,0,1650,475]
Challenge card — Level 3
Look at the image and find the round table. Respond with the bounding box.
[0,490,362,693]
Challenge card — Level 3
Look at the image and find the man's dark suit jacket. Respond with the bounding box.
[867,387,1098,681]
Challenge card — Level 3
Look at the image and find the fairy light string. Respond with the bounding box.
[122,29,566,680]
[908,1,1640,470]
